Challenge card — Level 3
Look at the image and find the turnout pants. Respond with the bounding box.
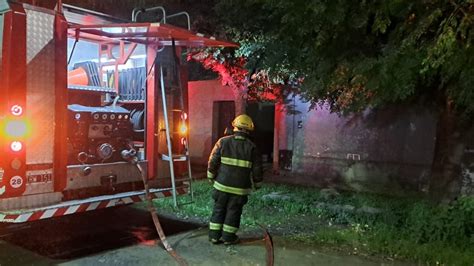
[209,189,248,242]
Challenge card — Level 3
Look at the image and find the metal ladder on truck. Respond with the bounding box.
[158,42,194,208]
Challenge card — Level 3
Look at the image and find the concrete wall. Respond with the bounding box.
[276,97,438,195]
[188,80,235,165]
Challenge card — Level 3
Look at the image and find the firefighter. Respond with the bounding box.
[207,114,263,245]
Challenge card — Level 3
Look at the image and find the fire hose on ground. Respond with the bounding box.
[134,159,274,266]
[135,162,188,266]
[260,224,274,266]
[239,223,274,265]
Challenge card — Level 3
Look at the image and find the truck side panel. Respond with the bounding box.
[24,8,56,194]
[0,5,65,210]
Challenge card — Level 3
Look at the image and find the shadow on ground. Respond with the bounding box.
[0,206,201,262]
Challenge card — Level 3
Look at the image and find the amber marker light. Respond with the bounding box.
[179,123,188,135]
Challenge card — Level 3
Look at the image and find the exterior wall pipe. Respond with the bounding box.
[273,103,283,173]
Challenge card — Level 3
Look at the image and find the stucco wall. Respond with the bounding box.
[277,97,438,194]
[188,80,235,165]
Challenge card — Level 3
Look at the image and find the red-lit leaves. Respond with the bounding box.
[187,49,300,103]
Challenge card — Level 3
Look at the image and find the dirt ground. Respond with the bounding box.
[60,229,408,266]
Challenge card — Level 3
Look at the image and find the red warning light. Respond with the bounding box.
[11,105,23,116]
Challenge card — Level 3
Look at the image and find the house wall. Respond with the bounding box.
[186,80,472,196]
[276,97,438,195]
[188,80,235,165]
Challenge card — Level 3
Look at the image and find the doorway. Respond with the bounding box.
[212,101,236,145]
[246,102,275,163]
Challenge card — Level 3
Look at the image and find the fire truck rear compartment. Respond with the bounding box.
[63,25,150,200]
[0,2,236,219]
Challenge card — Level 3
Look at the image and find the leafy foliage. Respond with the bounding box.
[187,48,249,91]
[214,0,474,116]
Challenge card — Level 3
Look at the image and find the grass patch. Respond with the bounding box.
[153,180,474,265]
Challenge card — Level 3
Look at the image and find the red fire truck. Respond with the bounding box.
[0,1,236,223]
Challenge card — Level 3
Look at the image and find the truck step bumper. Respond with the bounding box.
[0,187,187,223]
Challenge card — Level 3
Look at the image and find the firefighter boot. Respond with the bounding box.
[222,224,240,245]
[208,223,223,244]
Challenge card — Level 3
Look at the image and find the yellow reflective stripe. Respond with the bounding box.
[213,181,251,195]
[234,136,246,140]
[207,171,215,179]
[223,224,239,233]
[221,157,252,168]
[209,222,222,230]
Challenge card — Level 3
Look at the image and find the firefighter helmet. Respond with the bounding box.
[232,114,254,131]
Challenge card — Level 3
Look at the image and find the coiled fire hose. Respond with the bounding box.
[135,162,188,266]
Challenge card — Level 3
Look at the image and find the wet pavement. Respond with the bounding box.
[0,206,408,265]
[62,232,410,266]
[0,206,198,264]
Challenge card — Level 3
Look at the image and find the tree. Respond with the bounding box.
[212,0,474,199]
